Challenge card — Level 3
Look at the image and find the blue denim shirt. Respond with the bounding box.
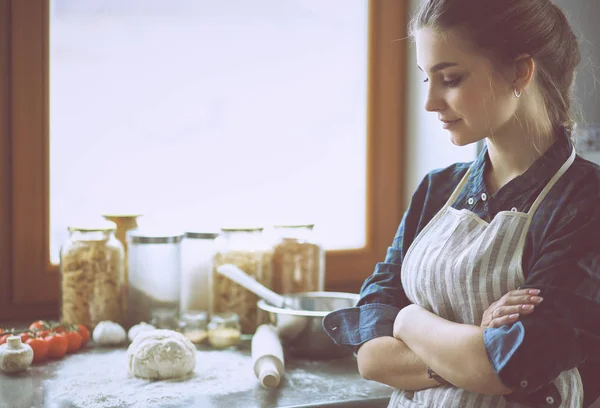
[323,134,600,407]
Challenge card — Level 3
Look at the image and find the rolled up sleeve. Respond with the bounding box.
[483,201,600,401]
[323,217,414,351]
[322,247,410,352]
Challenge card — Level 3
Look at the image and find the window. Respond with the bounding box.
[1,0,408,321]
[48,0,369,262]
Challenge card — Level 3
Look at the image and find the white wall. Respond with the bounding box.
[403,0,478,209]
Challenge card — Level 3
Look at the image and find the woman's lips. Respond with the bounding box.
[441,119,462,129]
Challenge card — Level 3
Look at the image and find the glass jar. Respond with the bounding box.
[180,231,219,316]
[101,214,142,320]
[59,221,125,330]
[211,227,273,334]
[270,224,325,294]
[150,308,182,331]
[127,231,184,328]
[181,311,209,344]
[207,312,241,349]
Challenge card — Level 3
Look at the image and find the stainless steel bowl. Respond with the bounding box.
[257,291,360,359]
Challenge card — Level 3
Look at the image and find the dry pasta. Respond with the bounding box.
[211,250,273,334]
[60,239,123,329]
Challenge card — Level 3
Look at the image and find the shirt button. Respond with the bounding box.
[520,380,528,388]
[481,193,488,201]
[468,197,475,205]
[546,396,555,404]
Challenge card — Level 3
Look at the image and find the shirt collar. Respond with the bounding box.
[467,132,574,198]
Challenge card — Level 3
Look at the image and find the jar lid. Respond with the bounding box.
[129,231,184,244]
[220,227,264,232]
[101,213,143,218]
[181,311,208,323]
[273,223,315,229]
[68,220,117,232]
[185,231,219,240]
[210,312,240,323]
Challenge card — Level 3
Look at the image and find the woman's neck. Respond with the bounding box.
[484,126,556,195]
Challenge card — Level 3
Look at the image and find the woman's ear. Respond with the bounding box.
[513,54,535,94]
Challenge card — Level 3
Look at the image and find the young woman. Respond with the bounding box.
[323,0,600,407]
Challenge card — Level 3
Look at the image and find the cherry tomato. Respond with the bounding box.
[38,329,51,337]
[0,334,10,345]
[26,338,49,363]
[18,332,31,342]
[44,333,68,359]
[29,320,49,331]
[77,324,91,346]
[65,331,82,353]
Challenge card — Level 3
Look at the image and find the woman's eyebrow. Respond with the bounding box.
[417,61,459,73]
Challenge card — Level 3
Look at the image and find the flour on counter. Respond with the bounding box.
[44,349,257,408]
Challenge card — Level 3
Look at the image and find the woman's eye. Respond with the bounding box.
[443,76,463,87]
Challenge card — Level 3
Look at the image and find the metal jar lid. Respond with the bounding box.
[185,231,219,240]
[128,231,184,244]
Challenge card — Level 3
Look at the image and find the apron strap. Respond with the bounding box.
[443,166,473,208]
[527,146,577,217]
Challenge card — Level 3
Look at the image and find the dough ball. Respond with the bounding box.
[128,322,156,342]
[93,321,126,346]
[127,329,196,380]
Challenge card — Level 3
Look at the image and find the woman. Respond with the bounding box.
[323,0,600,407]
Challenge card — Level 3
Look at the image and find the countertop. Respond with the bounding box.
[0,339,393,408]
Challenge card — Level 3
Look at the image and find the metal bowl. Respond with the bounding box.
[257,291,360,359]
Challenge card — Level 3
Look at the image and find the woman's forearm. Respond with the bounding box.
[393,305,512,395]
[356,336,440,391]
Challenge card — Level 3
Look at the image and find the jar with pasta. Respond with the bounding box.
[271,224,325,294]
[211,227,273,334]
[59,221,125,330]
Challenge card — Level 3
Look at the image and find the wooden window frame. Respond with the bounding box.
[0,0,408,322]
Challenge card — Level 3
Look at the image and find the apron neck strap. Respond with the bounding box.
[527,146,577,216]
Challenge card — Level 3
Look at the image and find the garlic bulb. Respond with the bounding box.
[127,322,156,342]
[92,321,127,346]
[0,336,34,373]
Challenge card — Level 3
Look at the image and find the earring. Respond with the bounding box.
[514,88,522,98]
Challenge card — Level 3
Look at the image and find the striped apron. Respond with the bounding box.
[391,148,582,408]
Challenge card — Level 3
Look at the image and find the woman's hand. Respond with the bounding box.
[480,289,543,329]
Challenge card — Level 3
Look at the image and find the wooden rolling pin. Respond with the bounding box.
[252,324,285,388]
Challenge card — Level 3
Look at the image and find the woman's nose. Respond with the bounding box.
[424,87,445,112]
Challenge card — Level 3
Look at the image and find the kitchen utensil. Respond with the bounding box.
[257,292,359,359]
[216,264,293,309]
[252,324,285,388]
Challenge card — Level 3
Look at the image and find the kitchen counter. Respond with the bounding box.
[0,339,393,408]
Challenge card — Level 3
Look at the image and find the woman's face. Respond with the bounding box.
[415,28,518,146]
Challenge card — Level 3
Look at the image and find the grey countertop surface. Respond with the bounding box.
[0,338,393,408]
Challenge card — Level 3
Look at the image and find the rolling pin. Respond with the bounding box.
[252,324,285,388]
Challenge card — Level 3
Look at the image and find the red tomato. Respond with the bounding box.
[18,332,30,342]
[26,338,49,363]
[65,331,82,353]
[44,333,68,359]
[29,320,49,331]
[0,334,10,345]
[38,329,51,338]
[77,324,91,346]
